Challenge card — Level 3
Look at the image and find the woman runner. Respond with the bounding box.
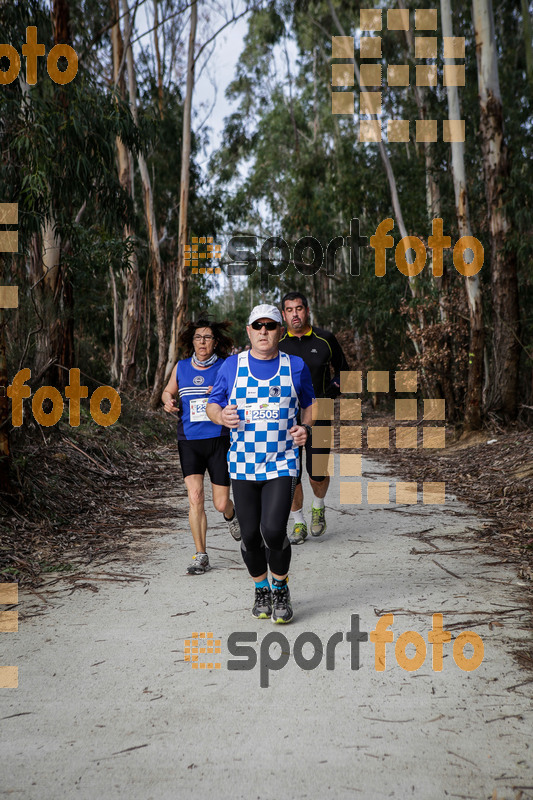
[162,317,240,574]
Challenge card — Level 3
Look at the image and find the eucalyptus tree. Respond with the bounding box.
[473,0,520,420]
[0,0,142,485]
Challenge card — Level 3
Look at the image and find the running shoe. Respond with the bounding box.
[272,584,293,624]
[226,514,241,541]
[289,521,308,545]
[310,506,327,537]
[187,553,210,574]
[252,587,272,619]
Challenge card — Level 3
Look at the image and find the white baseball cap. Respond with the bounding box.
[248,304,283,326]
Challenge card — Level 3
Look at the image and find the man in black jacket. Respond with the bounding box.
[279,291,348,544]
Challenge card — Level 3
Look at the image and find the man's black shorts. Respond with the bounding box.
[178,436,231,485]
[296,419,331,484]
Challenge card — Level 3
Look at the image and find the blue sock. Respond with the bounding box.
[255,578,270,589]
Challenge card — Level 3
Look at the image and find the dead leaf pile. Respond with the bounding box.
[0,397,186,587]
[361,407,533,584]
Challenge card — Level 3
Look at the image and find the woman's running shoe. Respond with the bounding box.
[252,587,272,619]
[272,584,293,624]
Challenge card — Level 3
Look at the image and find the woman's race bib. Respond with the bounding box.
[189,397,209,422]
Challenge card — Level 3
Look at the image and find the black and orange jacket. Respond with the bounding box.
[279,327,348,398]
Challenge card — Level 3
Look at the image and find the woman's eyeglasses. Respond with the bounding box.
[250,321,278,331]
[193,335,215,342]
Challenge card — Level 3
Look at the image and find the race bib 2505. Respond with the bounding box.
[244,403,280,423]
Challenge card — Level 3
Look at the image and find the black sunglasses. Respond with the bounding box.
[251,320,278,331]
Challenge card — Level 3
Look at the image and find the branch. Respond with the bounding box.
[115,0,143,90]
[130,0,201,46]
[79,0,151,65]
[195,71,219,135]
[326,0,408,243]
[193,5,261,66]
[55,363,121,389]
[30,358,58,386]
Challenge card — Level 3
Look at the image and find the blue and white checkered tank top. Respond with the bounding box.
[227,351,300,481]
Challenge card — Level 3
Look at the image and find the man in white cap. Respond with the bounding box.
[207,304,315,623]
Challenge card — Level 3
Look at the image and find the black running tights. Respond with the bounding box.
[231,477,293,578]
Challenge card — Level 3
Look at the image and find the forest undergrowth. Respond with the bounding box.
[2,395,531,599]
[365,406,533,586]
[0,396,185,588]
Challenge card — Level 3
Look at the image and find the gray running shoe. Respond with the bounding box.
[272,584,293,624]
[227,514,241,541]
[252,587,272,619]
[289,521,308,545]
[310,506,327,537]
[187,553,210,574]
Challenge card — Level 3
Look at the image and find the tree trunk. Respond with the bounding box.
[109,264,121,384]
[52,0,70,43]
[312,47,319,144]
[120,247,142,389]
[521,0,533,88]
[441,0,484,430]
[327,0,425,380]
[328,1,409,245]
[29,0,75,388]
[399,0,441,225]
[164,0,197,385]
[32,220,58,379]
[473,0,520,419]
[0,303,13,494]
[227,272,234,312]
[111,0,142,390]
[52,0,74,388]
[153,0,164,117]
[120,0,167,408]
[397,0,446,397]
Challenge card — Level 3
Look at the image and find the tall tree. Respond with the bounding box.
[118,0,167,409]
[111,0,142,390]
[164,0,198,384]
[327,1,430,383]
[153,0,165,117]
[328,1,410,245]
[0,290,12,494]
[441,0,484,429]
[521,0,533,88]
[473,0,520,419]
[31,0,75,387]
[398,0,441,226]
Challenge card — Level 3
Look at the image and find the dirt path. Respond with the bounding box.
[1,456,532,800]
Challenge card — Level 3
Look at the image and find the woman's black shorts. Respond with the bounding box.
[178,436,231,485]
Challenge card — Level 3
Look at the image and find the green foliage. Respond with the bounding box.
[209,0,533,411]
[1,0,531,414]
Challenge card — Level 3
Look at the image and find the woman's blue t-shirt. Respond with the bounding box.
[176,357,230,441]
